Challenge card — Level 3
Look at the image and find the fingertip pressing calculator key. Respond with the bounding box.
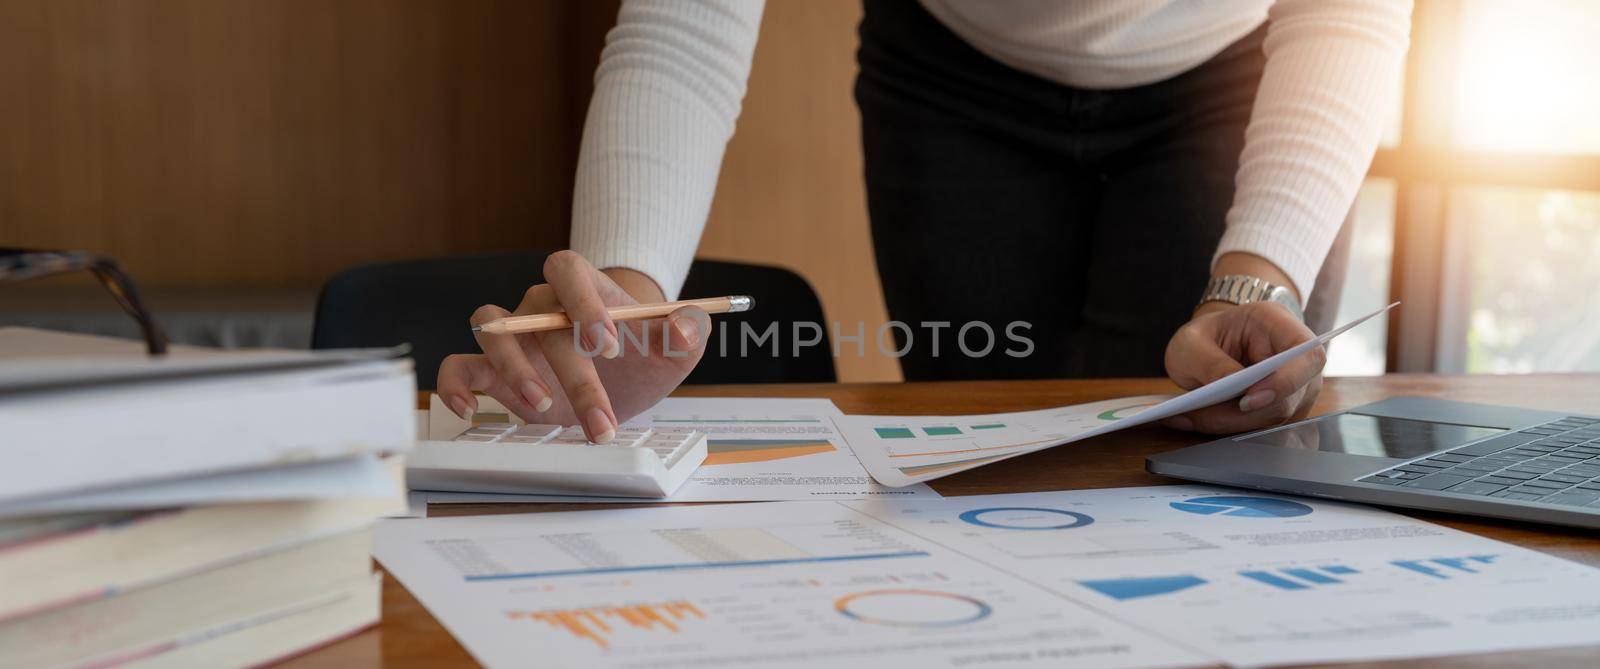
[406,424,707,498]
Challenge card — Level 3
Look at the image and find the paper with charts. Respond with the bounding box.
[847,486,1600,667]
[423,397,939,504]
[374,501,1205,669]
[842,303,1396,487]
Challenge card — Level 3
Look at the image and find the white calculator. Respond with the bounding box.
[408,422,708,498]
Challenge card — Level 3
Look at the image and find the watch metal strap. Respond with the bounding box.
[1199,275,1304,321]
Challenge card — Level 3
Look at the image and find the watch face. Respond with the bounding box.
[1199,277,1303,321]
[1264,287,1305,320]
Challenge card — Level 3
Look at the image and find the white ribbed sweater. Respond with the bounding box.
[571,0,1411,300]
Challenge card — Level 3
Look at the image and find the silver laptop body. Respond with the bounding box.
[1147,397,1600,530]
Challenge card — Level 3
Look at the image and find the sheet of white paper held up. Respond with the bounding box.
[842,303,1399,487]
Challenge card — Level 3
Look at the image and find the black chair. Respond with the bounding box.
[312,251,835,389]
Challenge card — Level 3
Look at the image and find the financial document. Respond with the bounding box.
[379,487,1600,667]
[839,396,1176,487]
[375,502,1204,669]
[842,304,1396,487]
[848,486,1600,667]
[422,398,939,504]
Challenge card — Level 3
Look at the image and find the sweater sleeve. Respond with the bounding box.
[1215,0,1411,298]
[569,0,766,301]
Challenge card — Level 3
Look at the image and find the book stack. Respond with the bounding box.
[0,328,415,669]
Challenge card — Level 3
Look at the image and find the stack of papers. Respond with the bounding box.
[377,486,1600,668]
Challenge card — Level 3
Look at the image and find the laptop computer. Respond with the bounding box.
[1146,397,1600,529]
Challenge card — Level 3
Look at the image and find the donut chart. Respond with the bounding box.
[834,589,993,628]
[957,507,1095,530]
[1097,402,1162,421]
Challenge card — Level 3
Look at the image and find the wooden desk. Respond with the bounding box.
[281,374,1600,669]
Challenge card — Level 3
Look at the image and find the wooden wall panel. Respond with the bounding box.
[0,0,579,288]
[700,0,901,382]
[0,0,896,380]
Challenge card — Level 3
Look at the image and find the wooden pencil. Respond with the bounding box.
[470,295,753,334]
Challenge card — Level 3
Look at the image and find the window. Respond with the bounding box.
[1325,180,1396,377]
[1439,187,1600,372]
[1365,0,1600,374]
[1453,0,1600,154]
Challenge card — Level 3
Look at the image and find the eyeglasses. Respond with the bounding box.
[0,249,169,356]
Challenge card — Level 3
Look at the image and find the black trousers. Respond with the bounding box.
[856,0,1268,380]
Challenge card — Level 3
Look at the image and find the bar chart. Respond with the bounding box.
[1239,565,1362,591]
[1078,575,1209,601]
[1391,555,1499,579]
[511,601,706,649]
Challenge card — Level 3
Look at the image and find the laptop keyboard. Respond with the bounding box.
[1360,416,1600,507]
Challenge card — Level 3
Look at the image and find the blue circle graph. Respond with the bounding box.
[957,507,1095,530]
[1169,496,1313,518]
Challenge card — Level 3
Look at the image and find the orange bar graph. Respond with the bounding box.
[508,601,706,649]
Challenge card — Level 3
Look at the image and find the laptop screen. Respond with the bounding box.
[1241,413,1506,460]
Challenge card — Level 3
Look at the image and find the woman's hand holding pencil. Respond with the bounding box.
[436,250,743,443]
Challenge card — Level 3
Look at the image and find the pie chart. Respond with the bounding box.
[1169,495,1313,518]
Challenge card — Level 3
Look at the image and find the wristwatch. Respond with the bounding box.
[1198,275,1304,321]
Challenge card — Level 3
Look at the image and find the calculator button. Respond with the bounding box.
[513,424,561,438]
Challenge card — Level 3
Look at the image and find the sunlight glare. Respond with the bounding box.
[1453,0,1600,154]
